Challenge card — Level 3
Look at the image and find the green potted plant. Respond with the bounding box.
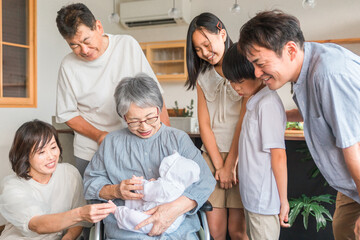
[289,194,335,232]
[286,141,336,235]
[168,99,197,132]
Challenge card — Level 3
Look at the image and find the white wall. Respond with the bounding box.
[0,0,359,180]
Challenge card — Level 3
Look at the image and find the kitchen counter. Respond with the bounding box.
[187,130,305,141]
[55,129,305,141]
[284,130,305,141]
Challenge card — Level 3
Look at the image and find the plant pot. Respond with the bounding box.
[167,108,186,117]
[169,117,197,133]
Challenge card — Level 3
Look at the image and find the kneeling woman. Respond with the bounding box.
[0,120,115,239]
[84,73,216,239]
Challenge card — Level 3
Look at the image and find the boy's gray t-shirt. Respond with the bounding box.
[238,86,286,215]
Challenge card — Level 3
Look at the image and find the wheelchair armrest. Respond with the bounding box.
[89,199,106,240]
[89,199,106,204]
[93,221,102,240]
[198,201,212,240]
[199,201,212,212]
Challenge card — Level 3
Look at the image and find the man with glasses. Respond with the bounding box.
[55,3,169,177]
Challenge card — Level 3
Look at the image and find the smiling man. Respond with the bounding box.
[55,3,169,178]
[238,10,360,240]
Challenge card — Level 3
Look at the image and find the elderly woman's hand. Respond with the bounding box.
[135,203,178,236]
[134,196,197,236]
[117,178,144,200]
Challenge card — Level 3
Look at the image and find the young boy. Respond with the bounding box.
[222,43,290,239]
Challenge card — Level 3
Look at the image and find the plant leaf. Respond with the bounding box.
[301,204,310,230]
[311,194,335,204]
[289,194,334,232]
[310,205,327,232]
[288,201,304,226]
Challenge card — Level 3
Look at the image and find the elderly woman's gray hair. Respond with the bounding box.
[114,73,163,117]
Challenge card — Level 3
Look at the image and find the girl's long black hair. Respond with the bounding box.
[185,12,232,90]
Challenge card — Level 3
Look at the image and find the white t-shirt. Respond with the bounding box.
[0,163,87,239]
[238,86,286,215]
[56,34,163,161]
[197,67,242,153]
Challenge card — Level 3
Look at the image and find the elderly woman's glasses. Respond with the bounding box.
[125,108,160,128]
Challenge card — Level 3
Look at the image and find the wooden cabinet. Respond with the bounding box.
[140,40,187,82]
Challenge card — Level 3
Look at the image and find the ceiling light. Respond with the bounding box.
[302,0,316,9]
[230,0,241,14]
[168,0,181,18]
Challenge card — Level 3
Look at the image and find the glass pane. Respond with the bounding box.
[2,0,28,45]
[3,45,28,98]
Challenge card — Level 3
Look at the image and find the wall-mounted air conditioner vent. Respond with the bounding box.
[120,0,191,29]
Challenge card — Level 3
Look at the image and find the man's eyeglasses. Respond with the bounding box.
[124,108,160,128]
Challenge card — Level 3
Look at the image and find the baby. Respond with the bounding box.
[112,151,200,234]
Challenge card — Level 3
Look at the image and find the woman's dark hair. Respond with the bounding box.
[185,12,232,90]
[239,9,305,57]
[56,3,96,39]
[222,43,256,83]
[9,120,63,180]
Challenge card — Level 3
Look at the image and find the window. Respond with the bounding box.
[0,0,36,107]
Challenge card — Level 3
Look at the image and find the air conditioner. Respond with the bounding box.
[119,0,191,28]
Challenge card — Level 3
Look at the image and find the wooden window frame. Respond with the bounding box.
[0,0,37,108]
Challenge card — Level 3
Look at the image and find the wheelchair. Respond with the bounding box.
[89,201,213,240]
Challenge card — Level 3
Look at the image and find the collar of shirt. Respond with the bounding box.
[293,42,312,94]
[246,86,272,111]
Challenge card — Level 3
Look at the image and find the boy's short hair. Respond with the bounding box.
[222,43,256,82]
[238,10,305,57]
[56,3,96,39]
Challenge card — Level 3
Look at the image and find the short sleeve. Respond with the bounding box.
[258,100,286,152]
[0,176,48,237]
[83,136,114,201]
[56,64,79,123]
[318,71,360,148]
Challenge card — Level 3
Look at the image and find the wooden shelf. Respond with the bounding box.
[140,40,187,82]
[157,74,187,81]
[152,60,184,64]
[310,38,360,44]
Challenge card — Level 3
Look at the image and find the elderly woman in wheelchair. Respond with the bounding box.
[83,73,216,240]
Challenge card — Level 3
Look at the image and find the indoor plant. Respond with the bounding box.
[168,99,197,132]
[281,140,336,239]
[289,194,335,232]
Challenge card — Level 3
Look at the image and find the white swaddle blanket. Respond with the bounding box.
[114,151,200,233]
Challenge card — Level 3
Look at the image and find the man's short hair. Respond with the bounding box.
[238,10,305,57]
[56,3,96,39]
